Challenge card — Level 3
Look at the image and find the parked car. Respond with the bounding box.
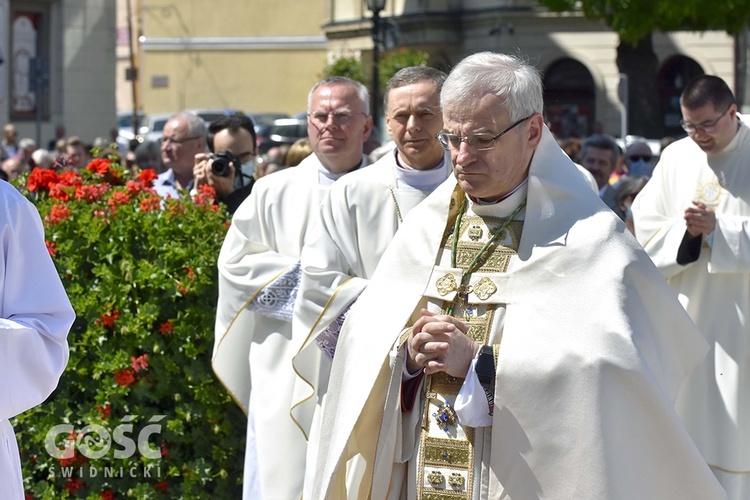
[186,108,235,126]
[138,113,173,143]
[116,110,149,152]
[249,112,289,129]
[256,117,308,154]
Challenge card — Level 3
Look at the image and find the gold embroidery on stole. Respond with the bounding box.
[416,213,522,499]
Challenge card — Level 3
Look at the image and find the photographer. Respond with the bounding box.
[193,112,257,213]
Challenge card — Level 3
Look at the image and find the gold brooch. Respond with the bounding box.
[436,273,458,296]
[468,225,483,241]
[427,470,445,488]
[473,277,497,300]
[448,472,466,489]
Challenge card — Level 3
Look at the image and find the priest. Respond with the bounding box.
[0,180,74,497]
[633,74,750,499]
[309,52,725,499]
[291,66,451,494]
[212,76,372,499]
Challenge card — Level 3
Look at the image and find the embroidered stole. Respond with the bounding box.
[416,201,523,499]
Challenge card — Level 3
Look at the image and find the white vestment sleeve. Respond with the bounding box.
[0,185,74,500]
[632,150,697,279]
[709,215,750,274]
[0,191,73,420]
[454,357,493,428]
[213,185,300,411]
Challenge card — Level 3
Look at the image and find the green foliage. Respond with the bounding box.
[539,0,750,43]
[379,47,431,92]
[13,160,245,498]
[323,52,366,83]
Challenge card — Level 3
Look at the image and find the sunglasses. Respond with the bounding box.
[628,155,652,162]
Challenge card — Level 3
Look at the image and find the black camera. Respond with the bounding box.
[210,150,240,177]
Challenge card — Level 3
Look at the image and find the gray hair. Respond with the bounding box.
[307,76,370,116]
[441,52,543,122]
[384,66,447,112]
[171,111,207,140]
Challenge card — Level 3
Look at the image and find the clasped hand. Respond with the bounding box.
[684,201,716,238]
[406,309,478,378]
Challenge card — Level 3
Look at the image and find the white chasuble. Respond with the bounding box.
[633,121,750,498]
[213,154,345,499]
[0,181,74,498]
[292,150,450,497]
[310,127,725,499]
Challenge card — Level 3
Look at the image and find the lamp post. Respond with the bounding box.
[366,0,386,126]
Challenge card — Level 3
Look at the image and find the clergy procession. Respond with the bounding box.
[4,50,750,499]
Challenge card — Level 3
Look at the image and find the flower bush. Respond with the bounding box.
[12,158,245,498]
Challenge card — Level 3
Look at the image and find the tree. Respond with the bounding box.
[538,0,750,137]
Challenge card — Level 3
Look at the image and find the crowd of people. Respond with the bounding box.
[2,51,749,499]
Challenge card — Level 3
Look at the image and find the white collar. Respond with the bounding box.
[392,149,451,191]
[317,155,367,186]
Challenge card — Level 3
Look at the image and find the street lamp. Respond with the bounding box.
[366,0,386,126]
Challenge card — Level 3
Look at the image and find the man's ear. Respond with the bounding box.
[527,113,544,149]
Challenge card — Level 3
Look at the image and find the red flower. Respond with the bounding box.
[49,184,71,201]
[97,403,111,419]
[159,321,174,335]
[185,267,195,281]
[64,478,84,494]
[87,158,112,175]
[161,441,169,458]
[27,167,59,192]
[45,204,71,225]
[45,241,57,258]
[101,309,119,328]
[155,480,168,492]
[131,354,149,372]
[137,168,158,186]
[114,368,136,387]
[75,183,108,202]
[194,184,217,208]
[140,194,161,212]
[107,191,130,208]
[58,170,83,186]
[100,490,115,500]
[125,180,143,195]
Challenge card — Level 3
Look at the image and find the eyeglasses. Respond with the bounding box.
[680,105,731,134]
[436,116,531,151]
[160,135,202,146]
[628,155,652,162]
[308,111,368,127]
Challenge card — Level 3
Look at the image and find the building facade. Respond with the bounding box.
[0,0,116,146]
[323,0,743,141]
[117,0,328,119]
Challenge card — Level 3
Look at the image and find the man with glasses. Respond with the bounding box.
[309,52,723,499]
[212,76,371,499]
[633,74,750,497]
[154,111,207,199]
[291,67,451,496]
[193,112,257,213]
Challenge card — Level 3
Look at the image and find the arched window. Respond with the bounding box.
[543,58,595,140]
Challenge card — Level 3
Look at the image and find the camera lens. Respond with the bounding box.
[211,151,237,177]
[211,157,231,176]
